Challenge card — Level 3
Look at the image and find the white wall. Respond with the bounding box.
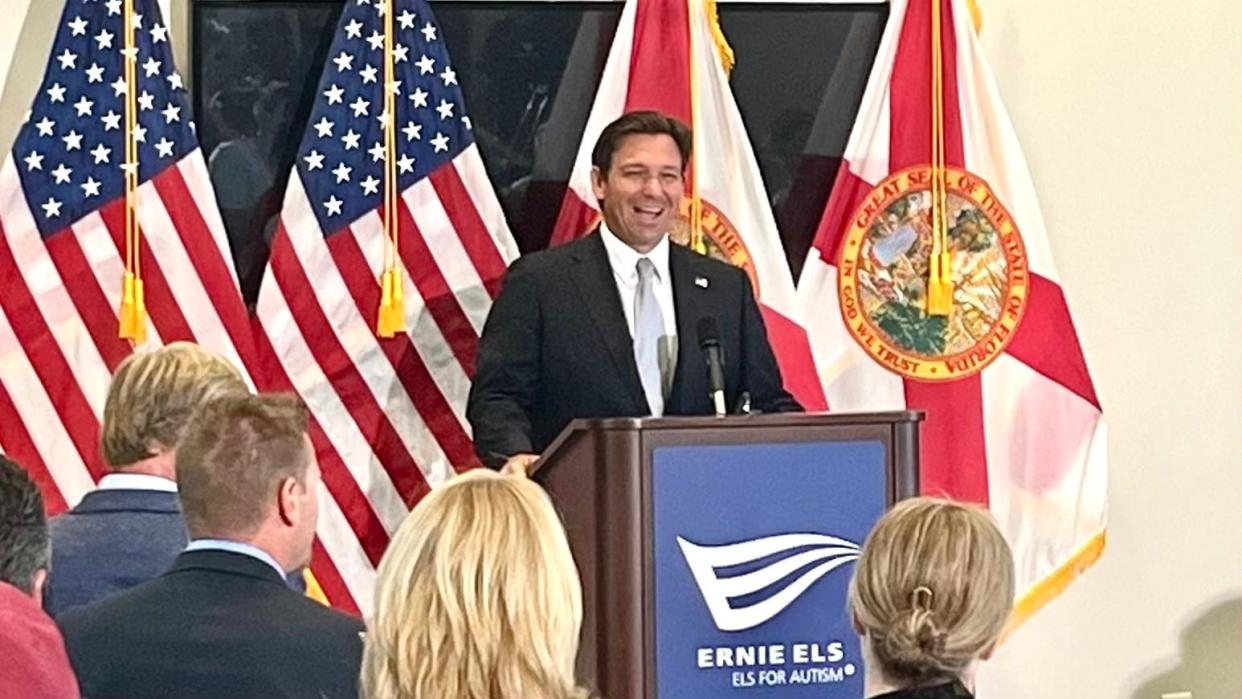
[0,0,32,104]
[974,1,1242,698]
[2,1,1239,696]
[0,0,52,154]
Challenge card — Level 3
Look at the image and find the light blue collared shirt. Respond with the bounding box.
[185,539,287,579]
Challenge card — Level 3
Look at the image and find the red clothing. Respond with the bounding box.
[0,581,79,698]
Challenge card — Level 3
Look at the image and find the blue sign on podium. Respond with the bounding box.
[651,440,887,698]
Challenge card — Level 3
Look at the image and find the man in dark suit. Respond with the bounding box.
[469,111,800,471]
[59,394,364,699]
[46,342,249,616]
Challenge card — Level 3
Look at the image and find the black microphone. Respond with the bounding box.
[697,317,727,416]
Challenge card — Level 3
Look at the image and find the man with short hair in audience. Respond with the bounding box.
[0,456,79,698]
[59,393,364,699]
[47,341,250,615]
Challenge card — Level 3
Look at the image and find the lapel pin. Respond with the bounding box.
[695,276,709,288]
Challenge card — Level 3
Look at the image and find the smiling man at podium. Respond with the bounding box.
[467,111,801,473]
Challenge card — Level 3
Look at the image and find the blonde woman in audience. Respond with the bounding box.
[849,497,1015,699]
[362,469,590,699]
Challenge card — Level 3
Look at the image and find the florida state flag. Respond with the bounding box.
[797,0,1106,626]
[549,0,825,409]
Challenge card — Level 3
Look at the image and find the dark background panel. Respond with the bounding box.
[191,0,885,304]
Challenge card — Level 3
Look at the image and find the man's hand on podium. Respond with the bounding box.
[500,453,539,477]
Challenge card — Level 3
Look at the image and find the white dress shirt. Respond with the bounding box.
[96,472,178,493]
[599,223,678,415]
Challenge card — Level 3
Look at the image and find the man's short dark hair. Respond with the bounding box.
[0,456,49,594]
[591,110,692,174]
[175,393,310,539]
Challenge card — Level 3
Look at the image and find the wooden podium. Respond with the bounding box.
[531,411,922,699]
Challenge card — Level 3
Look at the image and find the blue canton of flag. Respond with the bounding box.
[13,0,197,236]
[296,0,473,232]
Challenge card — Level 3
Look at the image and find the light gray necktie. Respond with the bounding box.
[633,258,665,415]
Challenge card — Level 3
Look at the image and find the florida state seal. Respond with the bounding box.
[836,165,1028,381]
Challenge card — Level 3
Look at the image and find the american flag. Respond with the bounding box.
[0,0,259,513]
[256,0,519,613]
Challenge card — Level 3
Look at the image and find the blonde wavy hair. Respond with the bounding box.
[362,470,588,699]
[848,497,1014,686]
[101,342,248,468]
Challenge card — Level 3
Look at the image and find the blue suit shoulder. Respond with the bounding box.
[673,242,746,273]
[46,490,186,616]
[668,241,750,292]
[503,234,598,277]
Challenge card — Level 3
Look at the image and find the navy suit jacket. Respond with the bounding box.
[468,232,801,464]
[46,489,186,616]
[59,550,364,699]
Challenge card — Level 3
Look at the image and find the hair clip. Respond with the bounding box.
[911,585,934,612]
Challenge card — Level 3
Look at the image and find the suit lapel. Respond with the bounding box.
[567,232,649,413]
[668,244,708,413]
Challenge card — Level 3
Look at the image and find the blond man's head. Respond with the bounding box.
[362,470,586,699]
[101,342,247,469]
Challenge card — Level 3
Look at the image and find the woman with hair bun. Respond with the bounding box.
[848,497,1015,698]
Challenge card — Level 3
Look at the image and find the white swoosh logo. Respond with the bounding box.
[677,533,861,631]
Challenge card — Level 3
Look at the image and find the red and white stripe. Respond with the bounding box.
[796,0,1106,624]
[0,151,263,513]
[549,0,825,409]
[257,142,518,613]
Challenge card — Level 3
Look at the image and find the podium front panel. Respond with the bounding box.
[533,412,921,699]
[648,440,888,699]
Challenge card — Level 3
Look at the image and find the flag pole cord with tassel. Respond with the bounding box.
[926,0,953,316]
[119,0,146,342]
[687,0,704,255]
[377,0,405,337]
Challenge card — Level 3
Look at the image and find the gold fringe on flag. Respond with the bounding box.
[118,0,146,342]
[925,0,953,317]
[967,0,983,34]
[302,568,330,606]
[376,0,406,337]
[704,0,735,76]
[684,0,739,255]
